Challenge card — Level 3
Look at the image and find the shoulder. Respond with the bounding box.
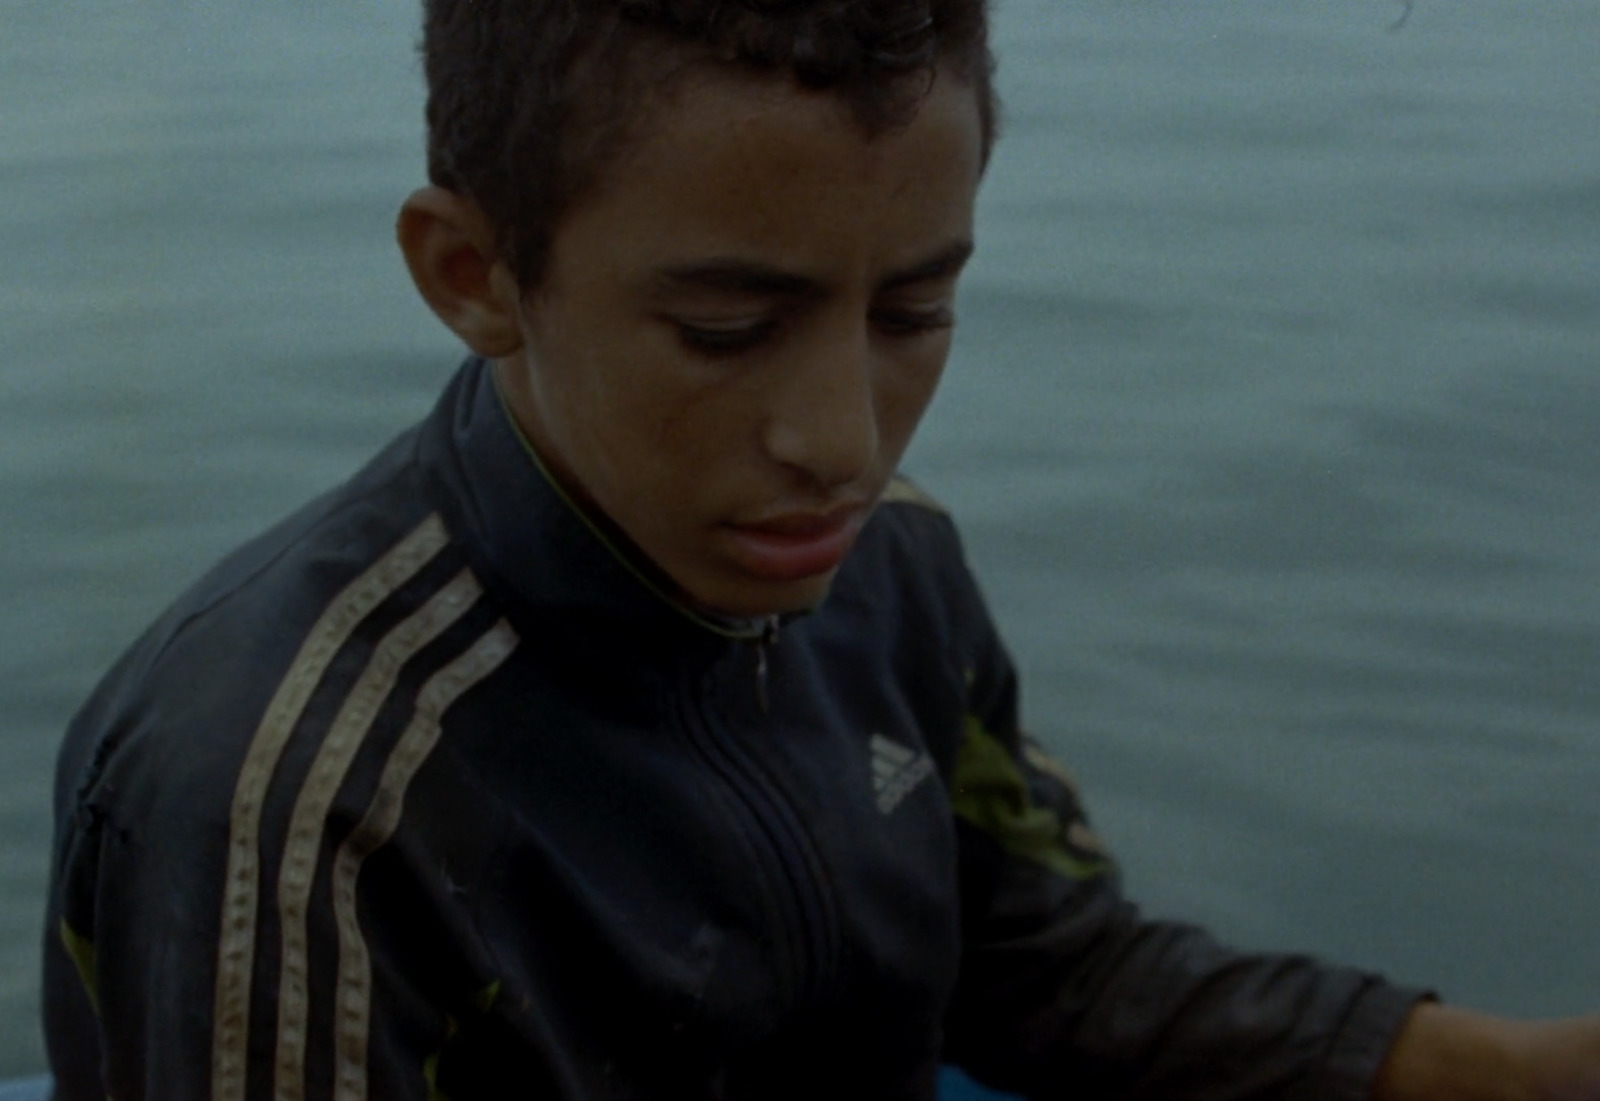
[876,474,949,516]
[55,425,513,842]
[824,473,994,650]
[853,473,969,587]
[46,429,524,1092]
[862,473,960,562]
[123,430,436,705]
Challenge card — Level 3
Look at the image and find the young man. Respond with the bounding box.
[39,0,1600,1098]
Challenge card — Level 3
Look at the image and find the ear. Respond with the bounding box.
[396,187,525,357]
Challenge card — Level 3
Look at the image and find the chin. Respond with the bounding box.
[696,573,837,620]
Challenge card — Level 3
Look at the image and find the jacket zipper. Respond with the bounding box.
[674,650,838,1010]
[753,615,779,713]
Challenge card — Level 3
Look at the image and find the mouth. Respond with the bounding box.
[720,504,868,582]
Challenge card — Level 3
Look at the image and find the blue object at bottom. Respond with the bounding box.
[940,1066,1021,1100]
[0,1078,49,1101]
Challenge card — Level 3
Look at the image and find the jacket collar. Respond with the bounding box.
[423,355,776,645]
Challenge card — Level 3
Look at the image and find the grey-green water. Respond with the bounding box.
[3,0,1598,1077]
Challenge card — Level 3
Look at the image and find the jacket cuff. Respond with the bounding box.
[1304,981,1438,1101]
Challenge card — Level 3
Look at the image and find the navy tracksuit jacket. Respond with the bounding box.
[43,356,1424,1099]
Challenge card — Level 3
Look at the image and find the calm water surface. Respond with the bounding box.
[2,0,1598,1076]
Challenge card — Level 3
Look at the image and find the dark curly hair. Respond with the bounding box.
[421,0,997,288]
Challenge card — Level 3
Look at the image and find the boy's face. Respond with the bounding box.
[497,64,983,618]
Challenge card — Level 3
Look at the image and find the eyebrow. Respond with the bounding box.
[650,239,976,299]
[879,240,976,291]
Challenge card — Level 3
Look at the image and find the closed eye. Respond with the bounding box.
[872,304,955,336]
[674,318,777,355]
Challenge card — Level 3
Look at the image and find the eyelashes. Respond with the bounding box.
[673,306,954,357]
[872,305,954,335]
[676,319,779,354]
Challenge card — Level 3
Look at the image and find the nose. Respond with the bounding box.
[762,321,879,490]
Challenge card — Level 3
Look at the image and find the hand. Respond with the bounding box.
[1373,1003,1600,1101]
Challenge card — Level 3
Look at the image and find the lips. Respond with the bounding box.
[721,505,867,582]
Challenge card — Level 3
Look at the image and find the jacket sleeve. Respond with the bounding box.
[40,633,479,1101]
[939,563,1428,1101]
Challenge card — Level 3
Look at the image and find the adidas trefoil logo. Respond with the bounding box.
[870,733,933,815]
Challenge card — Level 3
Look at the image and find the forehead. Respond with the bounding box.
[615,51,979,167]
[545,62,985,284]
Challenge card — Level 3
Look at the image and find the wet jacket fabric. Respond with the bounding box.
[43,355,1424,1100]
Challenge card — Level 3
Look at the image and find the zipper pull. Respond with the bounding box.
[754,615,780,714]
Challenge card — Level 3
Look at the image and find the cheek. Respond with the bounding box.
[877,344,949,445]
[590,374,740,516]
[540,362,664,512]
[648,362,772,469]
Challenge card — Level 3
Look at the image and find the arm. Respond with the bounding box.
[1373,1003,1600,1101]
[42,722,454,1101]
[938,565,1428,1099]
[40,636,494,1101]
